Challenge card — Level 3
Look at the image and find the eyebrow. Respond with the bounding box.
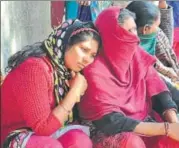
[80,44,97,54]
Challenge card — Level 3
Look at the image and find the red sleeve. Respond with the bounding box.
[146,66,169,99]
[12,58,62,136]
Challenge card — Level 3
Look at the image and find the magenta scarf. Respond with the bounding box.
[78,7,168,121]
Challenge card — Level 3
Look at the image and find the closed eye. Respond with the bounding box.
[81,47,88,53]
[91,54,97,58]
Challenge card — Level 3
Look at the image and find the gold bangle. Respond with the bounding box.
[164,122,169,136]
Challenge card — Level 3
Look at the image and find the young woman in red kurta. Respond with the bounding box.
[1,19,101,148]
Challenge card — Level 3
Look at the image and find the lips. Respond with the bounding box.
[78,63,85,69]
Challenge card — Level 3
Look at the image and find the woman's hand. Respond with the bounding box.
[166,68,179,82]
[158,1,168,9]
[134,122,179,141]
[68,71,88,102]
[168,123,179,141]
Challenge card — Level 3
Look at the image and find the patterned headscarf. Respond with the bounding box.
[43,19,98,123]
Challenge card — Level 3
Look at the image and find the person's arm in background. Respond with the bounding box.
[155,28,179,77]
[154,1,179,76]
[158,1,174,45]
[155,58,179,82]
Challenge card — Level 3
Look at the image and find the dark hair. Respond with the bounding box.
[6,22,101,73]
[5,42,45,73]
[118,8,136,26]
[68,23,102,50]
[126,1,160,28]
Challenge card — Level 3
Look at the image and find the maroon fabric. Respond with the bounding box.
[51,1,64,28]
[78,7,168,121]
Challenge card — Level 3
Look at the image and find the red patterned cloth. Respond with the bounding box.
[51,1,65,28]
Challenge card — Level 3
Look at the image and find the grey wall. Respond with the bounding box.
[1,1,52,74]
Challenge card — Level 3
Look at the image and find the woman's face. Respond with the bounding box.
[121,17,137,35]
[142,16,161,35]
[64,38,99,72]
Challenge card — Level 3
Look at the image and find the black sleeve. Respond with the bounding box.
[152,91,178,115]
[92,112,140,136]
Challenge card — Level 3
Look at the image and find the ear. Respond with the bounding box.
[143,24,150,35]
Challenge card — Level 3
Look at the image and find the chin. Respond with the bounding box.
[71,67,81,73]
[73,70,80,72]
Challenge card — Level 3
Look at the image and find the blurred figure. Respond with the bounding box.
[167,1,179,61]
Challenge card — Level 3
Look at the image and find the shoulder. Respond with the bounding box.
[5,57,54,84]
[2,57,54,95]
[18,56,53,73]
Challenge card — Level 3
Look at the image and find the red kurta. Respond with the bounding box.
[1,57,62,143]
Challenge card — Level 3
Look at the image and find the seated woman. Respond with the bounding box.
[1,19,101,148]
[78,7,179,148]
[126,1,179,107]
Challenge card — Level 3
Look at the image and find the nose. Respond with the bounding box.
[134,30,138,36]
[132,30,137,36]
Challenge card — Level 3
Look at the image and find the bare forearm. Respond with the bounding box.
[134,122,179,141]
[155,59,168,73]
[52,88,79,124]
[133,122,166,136]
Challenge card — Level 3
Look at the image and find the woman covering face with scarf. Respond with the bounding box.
[78,7,179,148]
[1,19,101,148]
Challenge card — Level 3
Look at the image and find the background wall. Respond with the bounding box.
[1,1,52,74]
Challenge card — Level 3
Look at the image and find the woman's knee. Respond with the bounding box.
[58,129,92,148]
[26,135,63,148]
[119,132,146,148]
